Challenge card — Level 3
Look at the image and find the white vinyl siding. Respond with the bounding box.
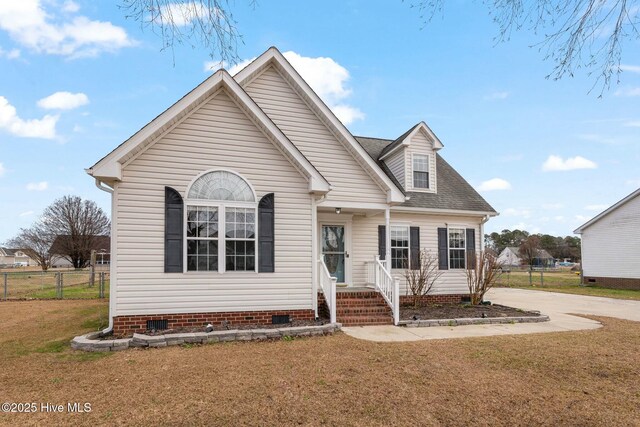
[351,212,481,295]
[244,66,388,204]
[385,149,406,189]
[406,129,437,193]
[114,89,313,316]
[581,194,640,279]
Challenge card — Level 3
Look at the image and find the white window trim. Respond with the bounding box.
[390,224,410,270]
[183,169,259,274]
[411,153,430,191]
[447,227,466,270]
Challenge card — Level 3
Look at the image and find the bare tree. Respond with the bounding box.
[120,0,252,65]
[41,196,111,269]
[466,250,503,305]
[404,249,443,308]
[413,0,640,93]
[519,235,542,285]
[6,224,55,271]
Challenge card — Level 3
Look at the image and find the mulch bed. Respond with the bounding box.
[400,303,540,321]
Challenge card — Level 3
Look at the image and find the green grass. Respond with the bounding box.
[24,281,110,299]
[496,271,640,300]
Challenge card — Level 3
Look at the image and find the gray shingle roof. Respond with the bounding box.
[355,135,497,214]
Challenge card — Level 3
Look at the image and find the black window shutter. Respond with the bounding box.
[410,227,420,270]
[378,225,386,260]
[164,187,183,273]
[466,228,476,270]
[437,227,448,270]
[258,193,275,273]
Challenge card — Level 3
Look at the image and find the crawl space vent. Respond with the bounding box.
[272,315,290,325]
[147,319,168,330]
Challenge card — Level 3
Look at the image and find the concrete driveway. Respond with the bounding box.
[342,288,639,342]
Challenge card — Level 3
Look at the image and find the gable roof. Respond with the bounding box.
[233,47,405,204]
[574,188,640,233]
[356,135,497,214]
[87,69,330,194]
[378,122,444,160]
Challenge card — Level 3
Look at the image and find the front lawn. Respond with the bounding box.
[495,270,640,301]
[0,300,638,426]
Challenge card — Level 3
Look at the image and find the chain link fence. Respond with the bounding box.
[1,270,109,300]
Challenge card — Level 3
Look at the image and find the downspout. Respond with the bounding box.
[94,178,115,334]
[480,215,490,251]
[312,194,326,318]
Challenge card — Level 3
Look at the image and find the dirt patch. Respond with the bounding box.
[401,303,540,320]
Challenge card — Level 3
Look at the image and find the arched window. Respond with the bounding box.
[185,170,257,273]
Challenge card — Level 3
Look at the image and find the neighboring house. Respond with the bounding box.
[50,235,111,268]
[0,248,36,267]
[87,47,497,334]
[574,188,640,290]
[497,247,554,268]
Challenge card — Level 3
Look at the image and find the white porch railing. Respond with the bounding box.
[318,259,337,324]
[366,255,400,325]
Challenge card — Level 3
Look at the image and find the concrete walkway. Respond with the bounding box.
[342,288,640,342]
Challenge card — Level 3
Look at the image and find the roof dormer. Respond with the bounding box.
[379,122,443,193]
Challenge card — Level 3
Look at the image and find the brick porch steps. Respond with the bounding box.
[334,289,393,326]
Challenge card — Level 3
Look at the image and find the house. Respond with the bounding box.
[87,47,497,335]
[574,188,640,290]
[497,247,554,268]
[50,235,111,268]
[0,248,36,267]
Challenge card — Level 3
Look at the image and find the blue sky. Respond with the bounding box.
[0,0,639,243]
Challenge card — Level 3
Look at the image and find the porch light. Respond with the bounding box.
[335,207,341,214]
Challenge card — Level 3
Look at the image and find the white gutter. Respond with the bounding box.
[94,178,115,335]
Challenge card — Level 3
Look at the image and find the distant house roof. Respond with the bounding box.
[50,235,111,254]
[506,247,553,259]
[1,248,17,256]
[574,188,640,233]
[356,135,497,214]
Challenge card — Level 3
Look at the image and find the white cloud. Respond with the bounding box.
[330,105,365,125]
[477,178,512,191]
[542,155,597,171]
[0,46,20,59]
[554,216,566,222]
[157,2,209,27]
[574,214,590,223]
[0,0,134,58]
[208,51,365,125]
[62,1,80,13]
[510,222,540,233]
[614,87,640,97]
[37,91,89,110]
[19,210,34,217]
[585,204,608,211]
[503,208,531,218]
[484,91,509,100]
[626,179,640,187]
[26,181,48,191]
[620,64,640,73]
[0,96,58,139]
[0,162,5,177]
[542,203,563,210]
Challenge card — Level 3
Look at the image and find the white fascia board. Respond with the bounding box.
[573,188,640,233]
[234,47,405,203]
[87,71,226,180]
[391,206,499,217]
[378,143,408,161]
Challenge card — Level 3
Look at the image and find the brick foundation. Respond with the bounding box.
[399,294,466,305]
[113,309,315,336]
[583,276,640,290]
